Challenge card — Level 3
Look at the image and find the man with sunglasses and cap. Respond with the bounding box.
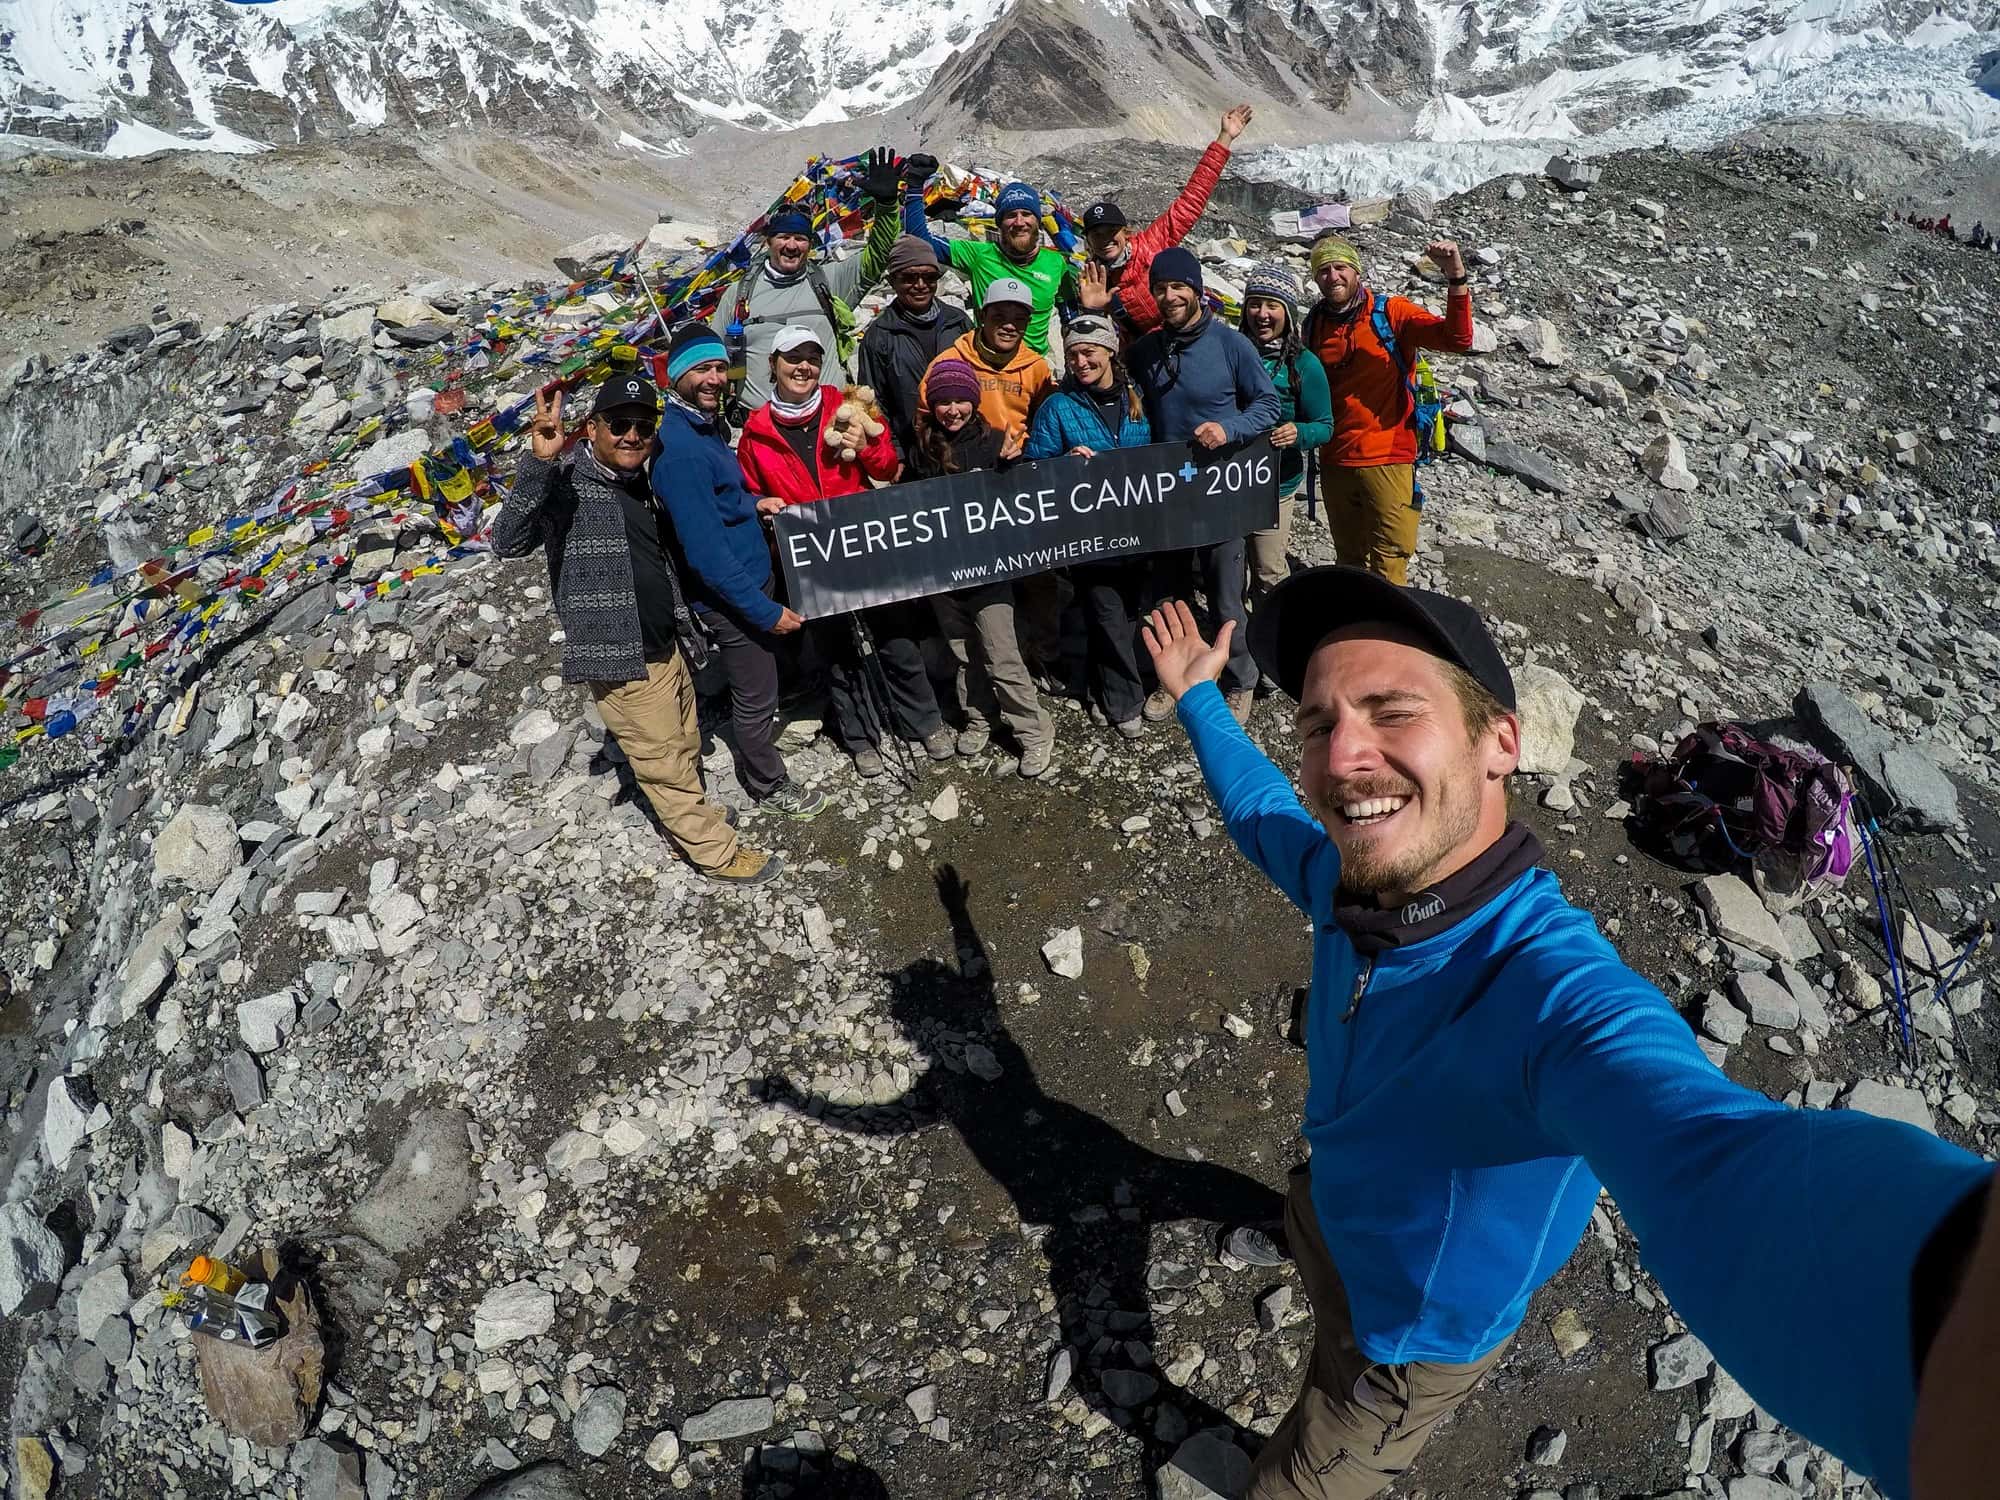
[713,145,905,414]
[492,370,783,886]
[1142,570,1993,1500]
[858,235,972,464]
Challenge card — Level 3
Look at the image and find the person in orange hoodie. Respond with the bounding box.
[1303,234,1474,585]
[919,277,1053,444]
[739,326,957,778]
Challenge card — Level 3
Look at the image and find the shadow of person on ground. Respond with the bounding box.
[741,1447,891,1498]
[757,864,1281,1489]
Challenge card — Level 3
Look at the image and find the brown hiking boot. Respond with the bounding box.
[1142,689,1176,723]
[705,848,784,886]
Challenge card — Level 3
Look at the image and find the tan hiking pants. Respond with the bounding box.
[589,652,738,872]
[1325,463,1421,586]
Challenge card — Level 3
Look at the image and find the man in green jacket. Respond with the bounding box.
[711,146,903,413]
[1239,260,1332,606]
[900,159,1078,357]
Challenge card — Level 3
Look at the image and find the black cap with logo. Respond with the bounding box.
[1081,201,1128,232]
[589,372,659,417]
[1247,565,1517,712]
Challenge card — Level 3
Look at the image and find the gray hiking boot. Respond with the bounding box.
[922,727,957,761]
[759,780,828,820]
[1220,1220,1291,1267]
[1017,741,1056,779]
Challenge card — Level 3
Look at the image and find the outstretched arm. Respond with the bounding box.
[898,152,953,261]
[754,1073,936,1136]
[1134,106,1249,254]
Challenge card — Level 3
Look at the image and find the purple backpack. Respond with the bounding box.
[1629,722,1857,888]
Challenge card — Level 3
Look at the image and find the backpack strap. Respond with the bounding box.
[1368,289,1417,423]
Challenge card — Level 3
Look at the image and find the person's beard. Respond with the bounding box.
[1317,764,1480,897]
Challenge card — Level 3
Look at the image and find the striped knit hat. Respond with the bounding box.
[1242,260,1303,322]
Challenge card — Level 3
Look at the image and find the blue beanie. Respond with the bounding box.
[1149,245,1203,293]
[667,322,728,381]
[766,208,814,239]
[995,182,1041,219]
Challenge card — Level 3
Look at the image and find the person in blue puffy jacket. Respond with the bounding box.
[1142,567,1995,1500]
[1025,314,1154,736]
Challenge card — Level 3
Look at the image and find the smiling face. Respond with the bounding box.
[1314,260,1361,309]
[588,407,656,471]
[1066,341,1113,388]
[979,300,1028,357]
[1243,294,1291,345]
[932,398,975,432]
[998,209,1040,259]
[771,344,822,403]
[892,266,939,315]
[1294,625,1518,901]
[1086,224,1130,264]
[673,360,729,414]
[767,231,812,275]
[1153,280,1201,331]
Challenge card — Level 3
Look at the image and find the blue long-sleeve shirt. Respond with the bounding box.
[652,402,780,631]
[1177,680,1991,1498]
[1128,313,1282,445]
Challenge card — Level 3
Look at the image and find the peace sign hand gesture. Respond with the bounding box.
[530,387,566,461]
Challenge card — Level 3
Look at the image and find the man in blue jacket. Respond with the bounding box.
[1141,568,1993,1500]
[1129,246,1281,728]
[654,323,825,820]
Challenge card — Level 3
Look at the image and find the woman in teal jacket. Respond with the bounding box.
[1025,315,1156,736]
[1238,261,1333,606]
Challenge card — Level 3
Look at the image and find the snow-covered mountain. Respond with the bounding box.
[2,0,1997,164]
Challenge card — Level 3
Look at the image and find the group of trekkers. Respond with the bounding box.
[495,108,1473,886]
[1892,208,1996,250]
[489,117,2000,1500]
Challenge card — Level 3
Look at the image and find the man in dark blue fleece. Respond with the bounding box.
[654,322,825,821]
[1128,246,1282,728]
[1142,568,1994,1500]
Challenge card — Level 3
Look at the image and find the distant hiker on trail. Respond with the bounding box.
[857,235,971,464]
[899,156,1077,357]
[712,145,903,415]
[651,322,828,824]
[1076,103,1255,343]
[735,326,955,779]
[490,372,782,886]
[907,355,1054,777]
[1304,233,1474,586]
[1128,246,1281,729]
[1024,313,1153,739]
[1237,260,1332,610]
[1143,569,1995,1500]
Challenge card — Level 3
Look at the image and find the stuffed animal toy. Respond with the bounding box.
[822,385,887,464]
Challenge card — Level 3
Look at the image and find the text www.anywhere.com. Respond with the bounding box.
[948,535,1141,584]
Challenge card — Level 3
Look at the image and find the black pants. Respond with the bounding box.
[697,597,789,798]
[1075,561,1148,725]
[819,602,945,753]
[1155,540,1255,693]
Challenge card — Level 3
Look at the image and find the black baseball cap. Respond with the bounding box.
[1082,201,1127,231]
[589,372,659,417]
[1247,566,1517,711]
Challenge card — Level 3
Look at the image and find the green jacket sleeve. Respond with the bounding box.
[1291,349,1333,453]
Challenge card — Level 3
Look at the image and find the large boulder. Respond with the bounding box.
[1642,432,1698,492]
[553,233,630,280]
[466,1465,586,1500]
[1513,666,1584,776]
[154,805,240,892]
[1546,155,1601,191]
[0,1204,66,1315]
[372,296,444,329]
[345,1109,475,1256]
[317,306,376,376]
[355,429,431,478]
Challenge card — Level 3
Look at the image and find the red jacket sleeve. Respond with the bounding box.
[1133,141,1231,257]
[860,418,900,482]
[1390,290,1475,355]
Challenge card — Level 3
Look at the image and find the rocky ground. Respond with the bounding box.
[0,131,1995,1500]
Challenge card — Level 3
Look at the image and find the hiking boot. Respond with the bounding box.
[922,727,957,762]
[705,847,784,886]
[1018,742,1056,779]
[851,748,884,779]
[957,724,991,757]
[1143,689,1176,723]
[1226,689,1254,726]
[1114,717,1145,741]
[1219,1220,1291,1268]
[759,780,828,820]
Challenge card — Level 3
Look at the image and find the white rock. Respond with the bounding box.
[0,1204,64,1315]
[153,804,240,892]
[1839,1080,1936,1135]
[236,989,298,1054]
[273,692,317,742]
[76,1264,130,1343]
[473,1280,556,1350]
[1041,926,1084,980]
[1513,666,1584,777]
[509,709,561,748]
[1642,432,1698,493]
[643,1430,680,1473]
[42,1077,95,1169]
[928,784,961,821]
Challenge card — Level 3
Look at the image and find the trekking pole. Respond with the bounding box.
[850,614,920,792]
[1855,817,1914,1061]
[1853,787,1977,1059]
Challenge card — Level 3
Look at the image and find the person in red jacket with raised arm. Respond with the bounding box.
[1303,233,1475,585]
[737,326,956,779]
[1076,104,1254,342]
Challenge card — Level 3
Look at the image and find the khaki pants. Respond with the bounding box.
[1247,491,1298,604]
[935,584,1051,753]
[1249,1168,1509,1500]
[589,653,738,873]
[1325,464,1420,586]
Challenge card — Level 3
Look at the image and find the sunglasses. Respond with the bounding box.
[599,415,657,437]
[895,272,940,287]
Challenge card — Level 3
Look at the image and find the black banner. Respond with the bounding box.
[772,439,1280,617]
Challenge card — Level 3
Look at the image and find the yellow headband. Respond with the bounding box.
[1311,236,1362,273]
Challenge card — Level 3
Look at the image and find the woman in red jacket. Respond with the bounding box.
[738,327,955,778]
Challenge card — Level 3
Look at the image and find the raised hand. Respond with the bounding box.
[1426,238,1467,281]
[861,146,902,204]
[1078,260,1112,308]
[529,387,566,460]
[901,152,940,191]
[1218,104,1254,144]
[1142,600,1234,701]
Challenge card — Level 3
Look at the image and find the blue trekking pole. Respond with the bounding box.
[1856,817,1913,1058]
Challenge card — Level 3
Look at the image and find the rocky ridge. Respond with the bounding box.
[0,138,1995,1499]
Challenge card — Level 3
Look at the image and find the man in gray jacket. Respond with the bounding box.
[492,372,781,886]
[711,146,904,413]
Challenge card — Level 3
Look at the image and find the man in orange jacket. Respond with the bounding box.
[1304,234,1474,585]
